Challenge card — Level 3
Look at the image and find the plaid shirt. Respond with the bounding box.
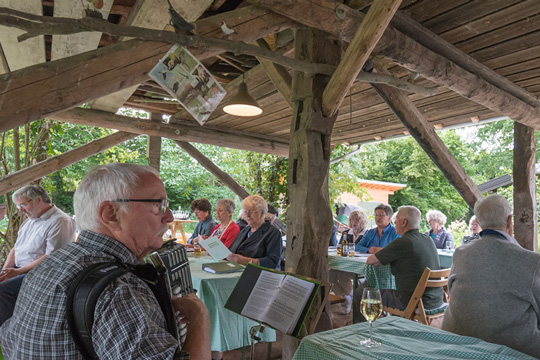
[0,230,189,359]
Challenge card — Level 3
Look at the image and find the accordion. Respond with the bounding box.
[145,240,195,346]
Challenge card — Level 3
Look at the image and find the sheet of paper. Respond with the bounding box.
[263,275,315,333]
[200,235,231,261]
[241,270,284,321]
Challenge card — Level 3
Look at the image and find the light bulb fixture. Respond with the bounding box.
[223,78,262,117]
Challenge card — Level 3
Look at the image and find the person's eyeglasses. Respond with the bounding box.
[113,199,169,215]
[16,199,33,210]
[374,213,388,218]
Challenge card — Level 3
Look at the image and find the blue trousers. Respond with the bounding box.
[0,274,26,327]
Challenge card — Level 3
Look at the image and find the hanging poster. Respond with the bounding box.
[149,45,226,125]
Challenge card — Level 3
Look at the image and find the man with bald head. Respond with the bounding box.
[442,194,540,358]
[0,164,211,359]
[353,206,443,321]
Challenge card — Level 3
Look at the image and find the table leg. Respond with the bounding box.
[179,223,188,243]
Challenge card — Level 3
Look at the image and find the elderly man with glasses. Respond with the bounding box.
[0,185,75,326]
[0,163,211,359]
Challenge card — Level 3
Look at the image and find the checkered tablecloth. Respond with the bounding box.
[292,316,535,360]
[327,254,396,290]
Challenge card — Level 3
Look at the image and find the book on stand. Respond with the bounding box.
[224,264,320,337]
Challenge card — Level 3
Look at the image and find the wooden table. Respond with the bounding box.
[292,316,534,359]
[168,219,197,243]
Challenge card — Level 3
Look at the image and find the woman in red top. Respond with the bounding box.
[210,198,240,248]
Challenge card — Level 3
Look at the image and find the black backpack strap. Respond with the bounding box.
[66,262,129,360]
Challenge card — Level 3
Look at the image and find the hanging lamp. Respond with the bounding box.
[223,74,262,117]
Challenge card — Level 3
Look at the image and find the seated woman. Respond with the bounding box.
[187,198,217,244]
[461,215,482,245]
[227,195,282,269]
[425,209,454,249]
[210,198,240,248]
[330,210,369,314]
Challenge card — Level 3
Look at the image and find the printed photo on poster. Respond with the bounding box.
[149,45,226,125]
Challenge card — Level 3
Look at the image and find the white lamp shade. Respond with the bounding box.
[223,82,263,117]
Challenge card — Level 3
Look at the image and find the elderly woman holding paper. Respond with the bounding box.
[227,195,283,269]
[210,198,240,248]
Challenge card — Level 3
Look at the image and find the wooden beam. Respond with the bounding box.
[0,0,45,72]
[90,0,213,112]
[51,0,114,61]
[255,39,293,108]
[0,131,137,194]
[371,79,483,208]
[0,39,171,133]
[513,122,537,251]
[147,112,162,172]
[48,107,289,156]
[284,27,339,359]
[389,10,540,108]
[175,141,250,199]
[0,6,295,130]
[322,0,401,116]
[250,0,540,130]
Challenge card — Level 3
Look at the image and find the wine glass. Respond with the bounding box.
[360,288,383,348]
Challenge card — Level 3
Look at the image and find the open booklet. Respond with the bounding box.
[224,264,320,337]
[199,235,231,261]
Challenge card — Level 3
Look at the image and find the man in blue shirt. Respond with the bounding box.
[355,203,398,254]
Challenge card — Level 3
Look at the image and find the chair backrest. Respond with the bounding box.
[388,267,450,324]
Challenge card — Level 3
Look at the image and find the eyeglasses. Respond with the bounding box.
[113,199,169,215]
[16,199,33,210]
[374,213,388,218]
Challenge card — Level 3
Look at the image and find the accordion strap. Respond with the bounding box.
[66,262,177,360]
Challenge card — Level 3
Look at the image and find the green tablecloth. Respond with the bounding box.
[327,254,396,290]
[438,249,454,268]
[189,256,276,352]
[292,316,535,360]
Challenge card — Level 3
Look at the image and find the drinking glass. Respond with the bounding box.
[360,288,383,348]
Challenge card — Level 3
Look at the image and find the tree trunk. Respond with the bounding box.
[283,27,340,359]
[513,122,537,251]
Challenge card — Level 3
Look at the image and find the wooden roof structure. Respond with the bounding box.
[1,0,540,152]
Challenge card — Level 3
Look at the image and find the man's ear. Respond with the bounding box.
[98,201,122,231]
[506,214,513,236]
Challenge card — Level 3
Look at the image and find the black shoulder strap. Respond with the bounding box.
[66,262,129,360]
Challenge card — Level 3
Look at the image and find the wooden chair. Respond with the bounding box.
[383,267,450,325]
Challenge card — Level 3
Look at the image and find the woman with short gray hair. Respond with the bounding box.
[209,198,240,248]
[425,209,454,249]
[226,195,282,269]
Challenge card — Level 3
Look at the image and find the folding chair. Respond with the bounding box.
[383,267,450,325]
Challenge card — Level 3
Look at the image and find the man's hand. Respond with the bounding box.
[172,293,211,360]
[0,268,20,282]
[171,293,209,324]
[366,254,382,266]
[368,246,382,254]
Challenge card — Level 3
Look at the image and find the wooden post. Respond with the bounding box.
[174,141,249,199]
[0,132,137,194]
[513,122,538,251]
[371,80,482,208]
[147,113,162,172]
[283,28,340,359]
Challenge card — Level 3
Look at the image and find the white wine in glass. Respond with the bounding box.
[360,288,383,348]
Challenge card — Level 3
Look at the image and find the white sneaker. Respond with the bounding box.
[339,295,352,315]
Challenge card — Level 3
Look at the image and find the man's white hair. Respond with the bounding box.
[474,194,512,230]
[398,206,421,229]
[74,163,159,232]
